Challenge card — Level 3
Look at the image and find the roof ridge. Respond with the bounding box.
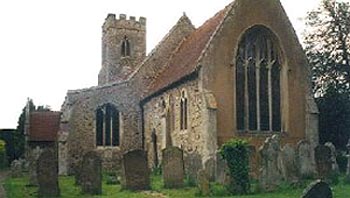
[127,14,195,81]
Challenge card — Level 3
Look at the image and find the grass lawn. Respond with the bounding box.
[3,173,350,198]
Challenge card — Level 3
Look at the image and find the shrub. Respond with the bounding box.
[0,140,7,169]
[219,139,250,195]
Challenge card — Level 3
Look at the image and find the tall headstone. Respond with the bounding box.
[197,169,210,196]
[280,144,299,182]
[216,151,230,185]
[28,146,43,186]
[324,142,339,173]
[297,140,316,178]
[315,145,332,179]
[37,149,60,198]
[81,151,102,195]
[259,135,283,191]
[121,149,150,190]
[301,180,332,198]
[162,146,184,188]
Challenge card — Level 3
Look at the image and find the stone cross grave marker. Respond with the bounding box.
[81,151,102,195]
[121,149,150,190]
[162,146,184,188]
[37,149,60,198]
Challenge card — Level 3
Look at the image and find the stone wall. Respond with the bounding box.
[143,79,218,176]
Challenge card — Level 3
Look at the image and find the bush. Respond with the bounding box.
[0,140,7,169]
[219,139,250,195]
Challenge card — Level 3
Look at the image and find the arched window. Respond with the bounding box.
[236,26,281,132]
[180,90,188,130]
[121,36,131,57]
[96,103,120,146]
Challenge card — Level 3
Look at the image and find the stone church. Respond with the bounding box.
[58,0,319,179]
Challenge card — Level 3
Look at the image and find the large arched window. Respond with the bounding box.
[96,103,120,146]
[236,26,281,132]
[121,36,131,57]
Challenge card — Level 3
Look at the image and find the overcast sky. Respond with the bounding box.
[0,0,323,129]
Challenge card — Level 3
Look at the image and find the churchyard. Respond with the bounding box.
[3,139,350,198]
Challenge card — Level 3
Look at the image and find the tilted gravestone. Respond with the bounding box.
[301,180,332,198]
[297,140,316,178]
[81,151,102,195]
[121,149,150,190]
[37,149,60,198]
[315,145,332,179]
[162,146,184,188]
[259,135,283,191]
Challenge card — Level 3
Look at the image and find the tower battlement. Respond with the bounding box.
[103,13,146,32]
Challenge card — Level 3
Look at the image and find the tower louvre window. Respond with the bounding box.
[236,26,281,132]
[121,36,131,57]
[96,103,120,147]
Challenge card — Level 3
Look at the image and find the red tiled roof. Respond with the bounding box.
[146,4,232,96]
[29,111,61,141]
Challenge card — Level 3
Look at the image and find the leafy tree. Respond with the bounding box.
[304,0,350,150]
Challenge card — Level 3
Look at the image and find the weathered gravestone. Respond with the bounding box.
[216,151,230,185]
[315,145,332,180]
[184,151,202,184]
[162,146,184,188]
[297,140,316,178]
[280,144,299,182]
[37,149,60,198]
[29,146,43,186]
[121,149,150,190]
[81,151,102,195]
[324,142,339,173]
[197,169,210,196]
[259,135,283,191]
[301,180,332,198]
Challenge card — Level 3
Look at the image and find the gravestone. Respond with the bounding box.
[259,135,283,191]
[184,151,202,184]
[324,142,339,173]
[301,180,332,198]
[280,144,299,182]
[345,139,350,182]
[315,145,332,179]
[197,169,210,196]
[37,149,60,198]
[162,146,184,188]
[216,151,230,185]
[81,151,102,195]
[121,149,150,190]
[28,146,43,186]
[297,140,316,178]
[10,159,24,178]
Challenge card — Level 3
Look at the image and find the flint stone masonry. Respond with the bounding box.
[162,146,184,188]
[301,180,332,198]
[37,149,60,198]
[121,149,150,190]
[259,135,283,191]
[297,140,316,178]
[315,145,332,180]
[81,151,102,195]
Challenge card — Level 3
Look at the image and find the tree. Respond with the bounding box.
[304,0,350,150]
[304,0,350,95]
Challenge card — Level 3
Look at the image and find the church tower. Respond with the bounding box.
[98,14,146,85]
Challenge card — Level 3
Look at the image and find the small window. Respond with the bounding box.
[121,36,131,57]
[180,90,188,130]
[96,103,120,147]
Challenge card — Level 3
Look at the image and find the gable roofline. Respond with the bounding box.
[143,1,236,99]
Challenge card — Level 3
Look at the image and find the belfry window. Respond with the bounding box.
[96,103,120,146]
[180,90,188,130]
[236,26,281,132]
[121,36,131,57]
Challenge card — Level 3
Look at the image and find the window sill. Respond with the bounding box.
[96,146,121,150]
[236,130,288,137]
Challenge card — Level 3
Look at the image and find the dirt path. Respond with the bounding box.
[0,170,9,198]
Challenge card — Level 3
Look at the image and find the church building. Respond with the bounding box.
[59,0,319,179]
